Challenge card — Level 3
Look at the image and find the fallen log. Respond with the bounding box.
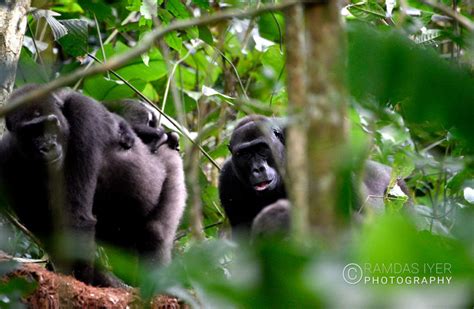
[1,252,184,308]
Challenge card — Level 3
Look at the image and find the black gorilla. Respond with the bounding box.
[104,99,179,152]
[218,115,409,238]
[0,85,186,286]
[219,115,287,234]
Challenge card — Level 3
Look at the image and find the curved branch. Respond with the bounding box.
[420,0,474,32]
[0,0,305,118]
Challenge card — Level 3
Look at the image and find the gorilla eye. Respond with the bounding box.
[147,112,157,127]
[273,129,282,138]
[257,144,270,156]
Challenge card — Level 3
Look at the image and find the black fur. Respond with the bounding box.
[0,85,186,287]
[104,99,179,152]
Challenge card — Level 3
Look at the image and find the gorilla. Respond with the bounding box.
[218,115,409,238]
[104,99,179,152]
[219,115,286,234]
[0,85,186,287]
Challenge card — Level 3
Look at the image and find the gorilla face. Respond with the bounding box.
[232,141,279,192]
[229,119,285,195]
[6,97,69,166]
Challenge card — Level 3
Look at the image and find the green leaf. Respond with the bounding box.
[198,26,213,45]
[58,19,88,57]
[261,45,284,75]
[117,59,168,82]
[166,0,191,19]
[348,24,474,149]
[83,76,147,101]
[412,29,442,45]
[192,0,210,9]
[164,32,183,52]
[347,1,386,21]
[126,0,141,11]
[78,0,113,21]
[141,83,159,102]
[15,49,49,84]
[31,10,68,40]
[185,27,199,40]
[257,12,284,43]
[158,7,173,24]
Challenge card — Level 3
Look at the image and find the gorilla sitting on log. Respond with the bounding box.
[0,85,186,287]
[218,115,409,238]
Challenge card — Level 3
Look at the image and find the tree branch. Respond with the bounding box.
[420,0,474,32]
[0,0,305,118]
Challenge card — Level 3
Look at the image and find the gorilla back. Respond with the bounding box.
[94,124,186,267]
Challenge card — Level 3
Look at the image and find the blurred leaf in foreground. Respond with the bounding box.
[348,23,474,150]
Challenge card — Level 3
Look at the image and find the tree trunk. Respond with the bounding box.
[285,2,347,239]
[0,0,30,134]
[304,2,347,238]
[285,3,309,241]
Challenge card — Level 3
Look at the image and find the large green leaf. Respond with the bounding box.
[58,19,88,57]
[78,0,113,21]
[348,24,474,149]
[346,1,386,21]
[257,12,284,43]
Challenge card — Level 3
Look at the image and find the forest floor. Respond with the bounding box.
[1,253,185,308]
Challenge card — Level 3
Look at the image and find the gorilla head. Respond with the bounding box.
[228,115,285,194]
[104,99,179,152]
[5,87,69,167]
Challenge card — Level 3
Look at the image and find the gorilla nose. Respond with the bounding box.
[39,143,55,154]
[252,165,265,176]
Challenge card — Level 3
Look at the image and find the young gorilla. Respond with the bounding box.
[218,115,409,238]
[104,99,179,152]
[0,85,186,287]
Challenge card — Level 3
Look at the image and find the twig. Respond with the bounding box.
[419,0,474,32]
[157,44,201,127]
[93,13,110,80]
[0,208,43,249]
[174,221,224,240]
[73,11,138,90]
[210,45,248,99]
[1,1,302,118]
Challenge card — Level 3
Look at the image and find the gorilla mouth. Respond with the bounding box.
[254,180,272,191]
[48,154,62,164]
[45,153,62,165]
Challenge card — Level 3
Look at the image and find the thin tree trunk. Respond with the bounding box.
[0,0,30,134]
[184,143,205,241]
[285,3,309,240]
[304,2,347,238]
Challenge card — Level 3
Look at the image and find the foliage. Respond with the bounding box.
[1,0,473,307]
